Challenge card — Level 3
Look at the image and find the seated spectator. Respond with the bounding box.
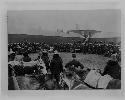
[65,53,84,71]
[50,51,63,85]
[102,54,121,80]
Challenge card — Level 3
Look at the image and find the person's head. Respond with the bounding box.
[53,50,60,59]
[42,52,48,57]
[8,53,15,61]
[111,54,117,61]
[72,53,76,59]
[39,50,43,56]
[54,50,59,54]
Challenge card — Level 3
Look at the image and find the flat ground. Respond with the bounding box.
[28,52,110,73]
[15,53,111,90]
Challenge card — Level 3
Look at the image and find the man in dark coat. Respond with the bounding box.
[50,51,63,85]
[102,54,121,80]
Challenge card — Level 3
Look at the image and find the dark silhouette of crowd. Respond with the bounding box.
[53,41,121,61]
[8,41,50,55]
[8,40,121,62]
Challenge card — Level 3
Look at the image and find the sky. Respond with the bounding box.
[8,10,121,38]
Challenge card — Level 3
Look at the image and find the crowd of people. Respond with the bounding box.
[8,40,121,90]
[8,41,50,55]
[8,40,121,61]
[54,41,121,61]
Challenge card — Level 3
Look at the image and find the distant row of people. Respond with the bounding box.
[8,40,121,61]
[54,41,121,60]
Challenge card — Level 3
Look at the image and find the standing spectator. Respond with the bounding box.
[50,51,63,85]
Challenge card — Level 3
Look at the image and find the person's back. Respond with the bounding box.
[103,60,121,79]
[8,53,15,62]
[103,54,121,80]
[50,55,63,74]
[50,53,63,84]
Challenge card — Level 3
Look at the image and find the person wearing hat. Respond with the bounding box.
[102,53,121,80]
[41,50,50,72]
[65,53,84,72]
[23,52,31,62]
[8,48,16,62]
[50,51,63,86]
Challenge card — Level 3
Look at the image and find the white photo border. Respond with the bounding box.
[0,0,125,100]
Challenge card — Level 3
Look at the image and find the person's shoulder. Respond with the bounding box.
[67,59,75,63]
[107,60,118,65]
[73,59,81,63]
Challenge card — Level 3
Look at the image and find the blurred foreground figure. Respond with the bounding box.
[102,54,121,80]
[62,71,90,90]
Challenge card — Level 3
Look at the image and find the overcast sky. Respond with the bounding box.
[8,10,121,38]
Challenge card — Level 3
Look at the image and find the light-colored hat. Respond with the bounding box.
[111,53,117,61]
[54,50,60,54]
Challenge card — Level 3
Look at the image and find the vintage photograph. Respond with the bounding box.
[8,10,121,90]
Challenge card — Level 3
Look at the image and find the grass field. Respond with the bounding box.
[27,52,111,73]
[14,53,111,90]
[15,52,111,72]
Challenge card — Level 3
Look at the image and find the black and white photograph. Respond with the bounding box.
[8,10,121,90]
